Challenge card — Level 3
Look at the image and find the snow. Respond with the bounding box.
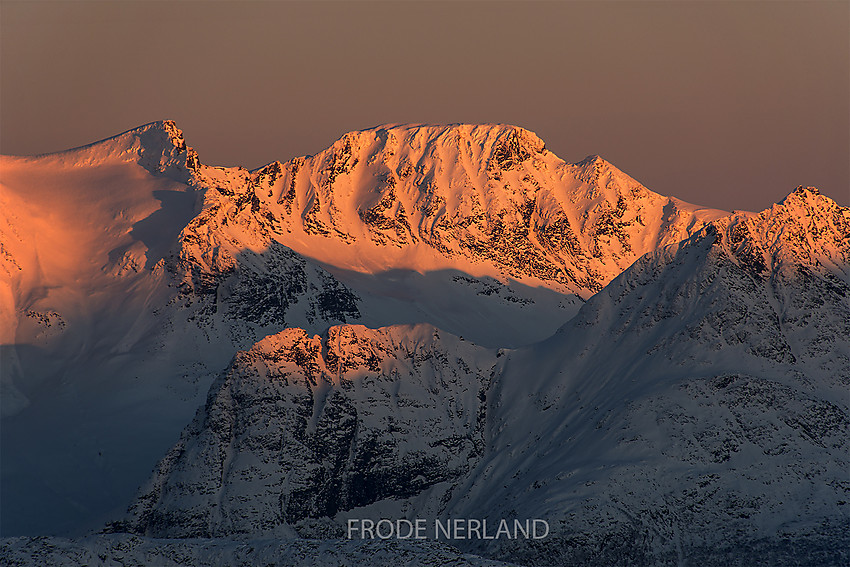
[1,120,847,566]
[113,169,848,564]
[242,123,728,296]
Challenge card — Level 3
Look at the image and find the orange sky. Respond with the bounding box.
[1,0,847,211]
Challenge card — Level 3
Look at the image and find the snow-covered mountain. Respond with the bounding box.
[113,185,849,565]
[0,122,363,536]
[238,123,726,294]
[184,123,726,345]
[2,121,846,566]
[0,120,726,538]
[122,324,501,539]
[451,185,850,564]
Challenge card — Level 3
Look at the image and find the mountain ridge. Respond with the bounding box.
[5,119,726,296]
[235,121,729,295]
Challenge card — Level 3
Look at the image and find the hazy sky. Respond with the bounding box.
[1,1,847,211]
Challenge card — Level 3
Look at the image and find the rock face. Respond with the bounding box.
[124,324,500,539]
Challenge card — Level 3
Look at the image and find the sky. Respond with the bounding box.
[1,0,847,212]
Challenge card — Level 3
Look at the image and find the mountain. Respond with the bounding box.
[2,121,846,566]
[1,121,726,537]
[122,324,501,539]
[0,122,363,536]
[449,185,850,564]
[115,186,849,565]
[191,123,726,345]
[239,124,726,295]
[0,121,199,414]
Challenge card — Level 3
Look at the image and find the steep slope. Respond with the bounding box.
[120,187,849,565]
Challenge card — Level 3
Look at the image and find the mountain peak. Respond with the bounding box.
[571,153,635,189]
[778,185,827,209]
[770,185,845,225]
[711,185,849,277]
[320,123,548,170]
[363,122,543,142]
[70,119,187,156]
[139,119,188,154]
[576,154,606,166]
[16,119,201,183]
[118,120,201,182]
